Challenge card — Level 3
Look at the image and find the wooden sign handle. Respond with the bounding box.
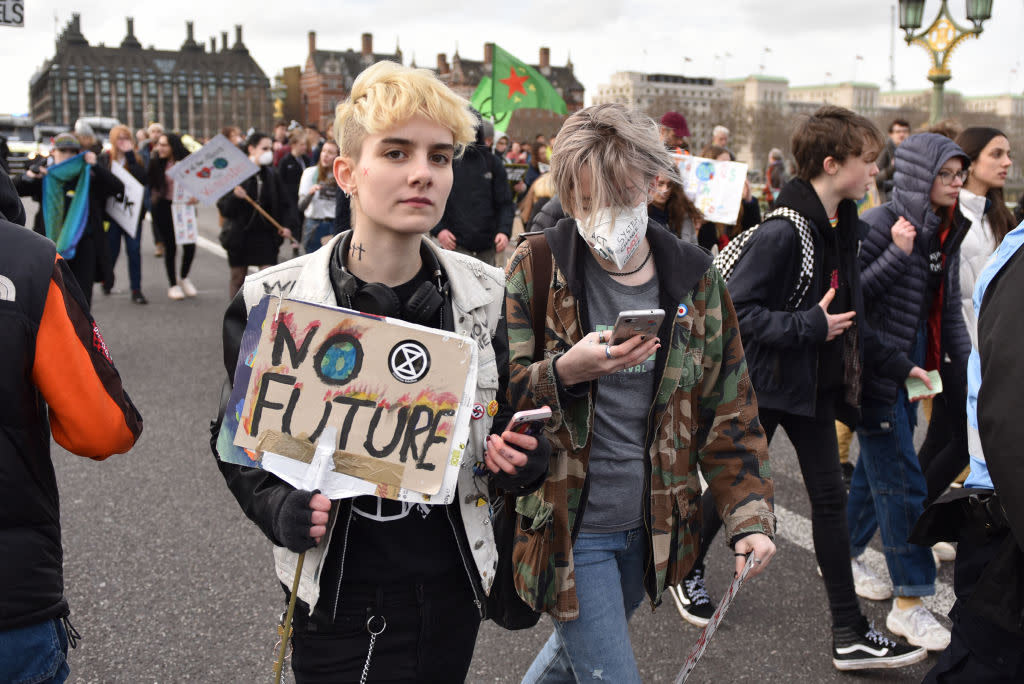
[242,194,295,242]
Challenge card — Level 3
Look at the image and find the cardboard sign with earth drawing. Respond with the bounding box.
[216,295,478,505]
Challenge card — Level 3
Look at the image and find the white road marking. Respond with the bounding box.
[774,503,955,618]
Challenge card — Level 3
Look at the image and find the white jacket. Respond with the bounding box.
[958,188,996,350]
[239,232,504,613]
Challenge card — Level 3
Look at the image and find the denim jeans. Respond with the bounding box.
[303,218,335,255]
[848,391,936,597]
[0,618,69,684]
[107,222,142,292]
[522,528,648,684]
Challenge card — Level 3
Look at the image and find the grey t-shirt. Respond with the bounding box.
[580,254,659,533]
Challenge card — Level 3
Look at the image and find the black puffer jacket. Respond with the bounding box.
[859,133,972,405]
[727,178,912,420]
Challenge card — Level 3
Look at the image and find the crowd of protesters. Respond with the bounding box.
[3,55,1023,684]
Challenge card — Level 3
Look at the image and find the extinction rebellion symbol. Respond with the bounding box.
[389,340,431,384]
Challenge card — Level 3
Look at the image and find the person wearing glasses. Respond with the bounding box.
[846,133,973,653]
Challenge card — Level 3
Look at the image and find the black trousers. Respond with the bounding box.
[152,199,195,287]
[923,530,1024,682]
[696,399,862,627]
[290,578,481,683]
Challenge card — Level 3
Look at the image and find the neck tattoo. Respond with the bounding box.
[349,243,366,261]
[604,248,652,277]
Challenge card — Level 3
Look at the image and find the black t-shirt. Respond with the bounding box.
[818,223,850,391]
[322,254,462,588]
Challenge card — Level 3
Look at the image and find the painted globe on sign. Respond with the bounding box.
[314,333,363,385]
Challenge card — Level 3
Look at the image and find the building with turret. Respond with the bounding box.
[298,32,402,133]
[29,14,273,137]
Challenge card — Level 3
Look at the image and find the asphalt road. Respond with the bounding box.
[41,205,950,683]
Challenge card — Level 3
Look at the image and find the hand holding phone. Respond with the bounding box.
[610,309,665,345]
[505,406,552,437]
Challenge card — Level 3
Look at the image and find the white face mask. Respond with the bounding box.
[538,162,551,174]
[576,201,648,269]
[257,150,273,166]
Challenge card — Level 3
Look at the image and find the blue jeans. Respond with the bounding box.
[522,528,647,684]
[107,222,142,292]
[303,218,335,254]
[0,618,70,684]
[848,392,936,597]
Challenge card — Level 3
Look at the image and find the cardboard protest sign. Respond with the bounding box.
[675,155,749,225]
[104,163,144,238]
[171,183,198,245]
[504,163,528,183]
[167,133,259,205]
[216,296,478,504]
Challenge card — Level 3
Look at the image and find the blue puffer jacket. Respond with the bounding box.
[859,133,972,405]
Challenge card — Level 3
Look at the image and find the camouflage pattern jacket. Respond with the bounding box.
[504,219,776,620]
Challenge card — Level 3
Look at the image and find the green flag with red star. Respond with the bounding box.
[471,44,567,127]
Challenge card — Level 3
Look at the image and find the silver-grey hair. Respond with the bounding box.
[552,103,681,221]
[713,125,730,139]
[769,147,784,161]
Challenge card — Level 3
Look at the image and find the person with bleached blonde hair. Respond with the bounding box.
[213,60,550,683]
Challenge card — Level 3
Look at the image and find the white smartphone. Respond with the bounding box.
[505,406,552,437]
[610,309,665,345]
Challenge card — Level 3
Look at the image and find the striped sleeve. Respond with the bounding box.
[31,256,142,459]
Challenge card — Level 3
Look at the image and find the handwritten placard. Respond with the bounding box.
[675,155,749,225]
[219,296,477,500]
[167,133,259,205]
[171,183,198,245]
[105,163,144,238]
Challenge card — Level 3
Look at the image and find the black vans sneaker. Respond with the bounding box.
[832,621,927,671]
[672,566,716,627]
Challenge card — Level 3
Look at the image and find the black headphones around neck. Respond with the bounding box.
[347,245,448,328]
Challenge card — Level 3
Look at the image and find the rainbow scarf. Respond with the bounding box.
[43,153,91,259]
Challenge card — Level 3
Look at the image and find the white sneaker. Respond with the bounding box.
[168,285,185,300]
[932,541,956,563]
[179,278,198,297]
[852,555,892,601]
[886,600,951,651]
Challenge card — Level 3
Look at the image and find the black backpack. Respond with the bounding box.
[712,207,815,311]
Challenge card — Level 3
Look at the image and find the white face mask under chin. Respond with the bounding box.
[576,202,648,270]
[257,150,273,166]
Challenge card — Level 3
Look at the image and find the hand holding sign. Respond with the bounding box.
[217,296,479,504]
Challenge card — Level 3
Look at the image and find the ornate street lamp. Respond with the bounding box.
[271,74,288,121]
[897,0,993,122]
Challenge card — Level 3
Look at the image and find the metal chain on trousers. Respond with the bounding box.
[360,616,386,684]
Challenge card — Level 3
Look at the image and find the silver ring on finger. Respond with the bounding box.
[605,344,613,360]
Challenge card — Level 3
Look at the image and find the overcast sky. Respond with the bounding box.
[3,0,1023,118]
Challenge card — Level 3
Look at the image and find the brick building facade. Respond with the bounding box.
[299,32,402,133]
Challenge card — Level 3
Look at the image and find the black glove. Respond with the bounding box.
[272,488,318,553]
[490,433,551,495]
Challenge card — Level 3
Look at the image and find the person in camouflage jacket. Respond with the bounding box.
[499,104,776,682]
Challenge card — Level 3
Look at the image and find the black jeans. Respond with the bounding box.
[923,530,1024,682]
[696,400,862,627]
[917,361,969,507]
[290,578,481,683]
